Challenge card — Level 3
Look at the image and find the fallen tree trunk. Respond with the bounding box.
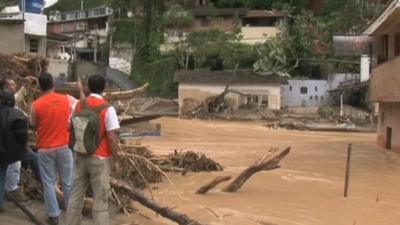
[5,192,47,225]
[110,177,205,225]
[223,147,290,193]
[104,83,149,101]
[195,176,232,194]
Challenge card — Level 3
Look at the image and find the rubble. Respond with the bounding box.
[0,53,48,80]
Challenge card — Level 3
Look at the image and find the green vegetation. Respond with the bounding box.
[47,0,388,97]
[133,57,177,97]
[112,19,141,44]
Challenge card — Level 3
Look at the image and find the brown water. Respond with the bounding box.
[3,117,400,225]
[122,117,400,225]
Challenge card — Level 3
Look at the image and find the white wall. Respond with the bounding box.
[281,80,331,107]
[47,59,70,79]
[282,74,361,107]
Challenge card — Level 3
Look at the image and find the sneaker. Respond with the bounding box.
[7,189,29,203]
[47,216,59,225]
[0,207,5,213]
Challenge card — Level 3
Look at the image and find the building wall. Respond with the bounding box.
[186,17,236,33]
[47,59,71,79]
[377,102,400,152]
[281,80,331,107]
[371,55,400,102]
[241,26,280,44]
[178,83,281,115]
[24,35,46,56]
[0,23,25,54]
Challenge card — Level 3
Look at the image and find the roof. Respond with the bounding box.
[189,8,248,17]
[174,70,284,85]
[245,10,285,18]
[328,80,369,93]
[362,0,400,35]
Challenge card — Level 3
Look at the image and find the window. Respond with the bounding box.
[300,87,308,94]
[315,95,318,100]
[395,33,400,56]
[29,39,39,53]
[289,86,292,91]
[315,86,318,92]
[309,96,313,100]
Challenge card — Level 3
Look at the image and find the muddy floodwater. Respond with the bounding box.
[123,118,400,225]
[3,117,400,225]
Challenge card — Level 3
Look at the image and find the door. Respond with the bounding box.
[386,127,392,150]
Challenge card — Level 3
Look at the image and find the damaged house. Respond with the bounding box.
[174,70,283,115]
[363,0,400,152]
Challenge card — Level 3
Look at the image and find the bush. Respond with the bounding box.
[132,57,177,97]
[318,106,335,119]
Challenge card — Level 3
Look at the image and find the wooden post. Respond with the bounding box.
[344,143,352,198]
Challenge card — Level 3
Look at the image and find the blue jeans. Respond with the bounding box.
[39,147,73,218]
[5,149,41,192]
[0,164,7,208]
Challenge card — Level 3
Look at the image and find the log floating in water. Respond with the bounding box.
[110,177,205,225]
[196,176,232,194]
[223,147,290,193]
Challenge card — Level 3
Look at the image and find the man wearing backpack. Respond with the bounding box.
[30,72,76,225]
[0,90,31,213]
[66,74,120,225]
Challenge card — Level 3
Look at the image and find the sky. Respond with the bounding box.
[45,0,58,8]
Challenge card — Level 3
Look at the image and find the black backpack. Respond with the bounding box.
[0,106,29,165]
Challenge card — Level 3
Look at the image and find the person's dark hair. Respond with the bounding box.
[0,77,13,90]
[0,90,15,107]
[38,72,54,92]
[88,75,106,94]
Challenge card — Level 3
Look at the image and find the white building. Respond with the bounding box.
[281,73,360,107]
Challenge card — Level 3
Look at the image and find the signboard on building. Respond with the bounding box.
[333,36,373,56]
[20,0,45,14]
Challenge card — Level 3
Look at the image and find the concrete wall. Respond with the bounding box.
[371,55,400,102]
[281,80,331,107]
[241,26,280,44]
[281,74,361,107]
[186,17,236,33]
[24,35,46,56]
[178,83,281,115]
[0,23,25,54]
[47,59,70,79]
[377,102,400,152]
[72,61,106,81]
[109,48,133,75]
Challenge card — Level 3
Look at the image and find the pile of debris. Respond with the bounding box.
[164,150,223,172]
[0,53,48,80]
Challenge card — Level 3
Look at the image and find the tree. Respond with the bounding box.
[253,34,297,78]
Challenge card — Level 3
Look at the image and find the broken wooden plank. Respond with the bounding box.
[223,147,290,193]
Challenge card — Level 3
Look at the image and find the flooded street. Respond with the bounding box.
[123,117,400,225]
[3,117,400,225]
